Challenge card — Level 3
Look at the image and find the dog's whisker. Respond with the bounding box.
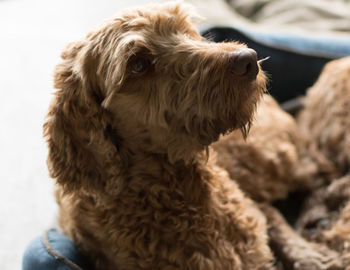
[258,56,270,65]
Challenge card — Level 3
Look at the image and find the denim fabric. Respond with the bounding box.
[22,230,87,270]
[201,27,350,103]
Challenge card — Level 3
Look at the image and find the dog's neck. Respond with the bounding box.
[105,123,215,203]
[107,119,209,165]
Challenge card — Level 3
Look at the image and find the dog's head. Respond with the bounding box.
[44,2,266,192]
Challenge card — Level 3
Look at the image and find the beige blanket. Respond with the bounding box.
[226,0,350,33]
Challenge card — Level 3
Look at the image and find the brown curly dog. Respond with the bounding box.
[296,56,350,267]
[256,57,350,270]
[44,2,275,269]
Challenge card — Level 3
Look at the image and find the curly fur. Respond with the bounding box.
[296,57,350,266]
[44,2,275,269]
[213,94,319,202]
[298,57,350,176]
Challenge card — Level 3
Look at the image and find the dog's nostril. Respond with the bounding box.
[230,48,259,79]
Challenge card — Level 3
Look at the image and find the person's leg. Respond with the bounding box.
[22,229,87,270]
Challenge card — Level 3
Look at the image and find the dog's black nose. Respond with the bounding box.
[229,48,259,79]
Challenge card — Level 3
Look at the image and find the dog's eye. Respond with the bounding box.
[131,57,151,74]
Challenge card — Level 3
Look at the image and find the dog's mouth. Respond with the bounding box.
[213,67,266,137]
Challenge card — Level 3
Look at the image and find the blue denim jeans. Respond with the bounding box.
[22,229,87,270]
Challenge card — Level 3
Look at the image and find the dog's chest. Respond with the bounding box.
[98,184,251,269]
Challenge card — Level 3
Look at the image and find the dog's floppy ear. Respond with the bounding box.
[44,40,123,194]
